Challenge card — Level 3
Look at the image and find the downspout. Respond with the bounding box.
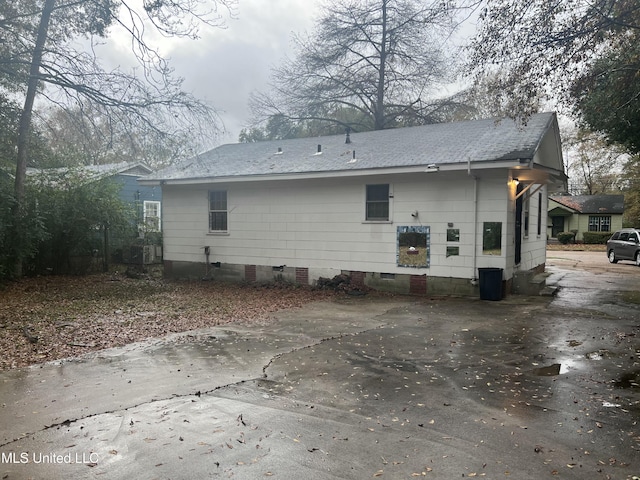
[204,246,210,278]
[469,158,479,285]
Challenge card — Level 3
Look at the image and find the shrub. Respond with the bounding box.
[556,231,575,244]
[582,231,612,244]
[26,170,135,275]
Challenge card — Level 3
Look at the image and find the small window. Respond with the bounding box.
[366,184,390,221]
[446,246,459,257]
[143,201,161,232]
[447,228,460,242]
[209,190,228,231]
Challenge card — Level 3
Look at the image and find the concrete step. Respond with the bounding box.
[540,285,559,296]
[513,271,557,296]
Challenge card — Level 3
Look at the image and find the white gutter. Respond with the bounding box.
[138,159,532,186]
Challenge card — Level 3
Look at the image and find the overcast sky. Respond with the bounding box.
[92,1,319,147]
[139,1,321,146]
[173,1,323,144]
[98,0,476,149]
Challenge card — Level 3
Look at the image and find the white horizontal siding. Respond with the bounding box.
[162,173,527,279]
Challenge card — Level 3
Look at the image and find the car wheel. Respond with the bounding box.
[636,252,640,267]
[608,250,618,263]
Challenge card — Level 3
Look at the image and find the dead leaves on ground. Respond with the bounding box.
[0,274,332,370]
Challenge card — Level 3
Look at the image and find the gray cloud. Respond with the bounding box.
[164,0,320,144]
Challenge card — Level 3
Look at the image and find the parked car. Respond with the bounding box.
[606,228,640,266]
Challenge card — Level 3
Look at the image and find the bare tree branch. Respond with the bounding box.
[249,0,473,137]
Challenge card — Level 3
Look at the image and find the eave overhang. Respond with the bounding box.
[138,158,565,187]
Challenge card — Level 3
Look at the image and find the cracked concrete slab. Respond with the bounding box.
[0,297,399,447]
[1,252,640,479]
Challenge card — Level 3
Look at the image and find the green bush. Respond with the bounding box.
[24,169,135,275]
[556,231,575,244]
[582,231,612,244]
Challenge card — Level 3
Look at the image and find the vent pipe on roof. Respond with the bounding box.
[316,144,322,154]
[276,147,283,155]
[345,127,351,144]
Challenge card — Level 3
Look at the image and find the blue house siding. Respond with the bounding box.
[115,174,162,205]
[116,173,162,224]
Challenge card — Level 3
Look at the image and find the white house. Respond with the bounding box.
[139,113,566,296]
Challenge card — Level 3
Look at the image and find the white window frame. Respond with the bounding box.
[143,200,161,232]
[365,183,392,222]
[208,190,228,232]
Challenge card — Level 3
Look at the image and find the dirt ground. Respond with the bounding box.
[0,275,334,371]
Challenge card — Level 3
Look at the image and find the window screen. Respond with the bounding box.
[209,190,228,231]
[366,184,389,221]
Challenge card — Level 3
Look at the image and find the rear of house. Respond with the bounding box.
[140,113,567,296]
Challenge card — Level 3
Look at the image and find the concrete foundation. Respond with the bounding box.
[164,260,495,297]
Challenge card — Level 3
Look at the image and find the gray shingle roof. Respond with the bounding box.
[27,162,152,180]
[144,112,558,182]
[550,195,624,214]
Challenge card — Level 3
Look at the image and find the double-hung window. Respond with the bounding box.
[366,184,390,221]
[209,190,228,232]
[143,201,161,232]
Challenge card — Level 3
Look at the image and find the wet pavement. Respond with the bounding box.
[1,251,639,479]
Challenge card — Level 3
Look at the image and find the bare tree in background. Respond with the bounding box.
[564,129,627,195]
[249,0,475,137]
[40,105,194,169]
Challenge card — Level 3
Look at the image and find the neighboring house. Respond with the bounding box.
[28,162,163,265]
[28,162,162,233]
[548,194,624,241]
[103,162,163,234]
[139,112,566,296]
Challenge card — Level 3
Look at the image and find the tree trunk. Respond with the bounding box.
[374,0,388,130]
[102,223,110,273]
[12,0,56,277]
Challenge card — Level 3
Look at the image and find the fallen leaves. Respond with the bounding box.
[0,273,334,370]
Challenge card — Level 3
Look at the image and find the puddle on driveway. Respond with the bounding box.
[531,359,580,376]
[531,363,561,376]
[614,369,640,389]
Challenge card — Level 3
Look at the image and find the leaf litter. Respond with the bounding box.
[0,273,333,370]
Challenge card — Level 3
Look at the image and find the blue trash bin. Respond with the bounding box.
[478,268,503,301]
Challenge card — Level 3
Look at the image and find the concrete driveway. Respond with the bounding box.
[1,251,639,479]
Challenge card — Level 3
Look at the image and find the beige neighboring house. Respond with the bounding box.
[548,194,624,241]
[140,113,567,296]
